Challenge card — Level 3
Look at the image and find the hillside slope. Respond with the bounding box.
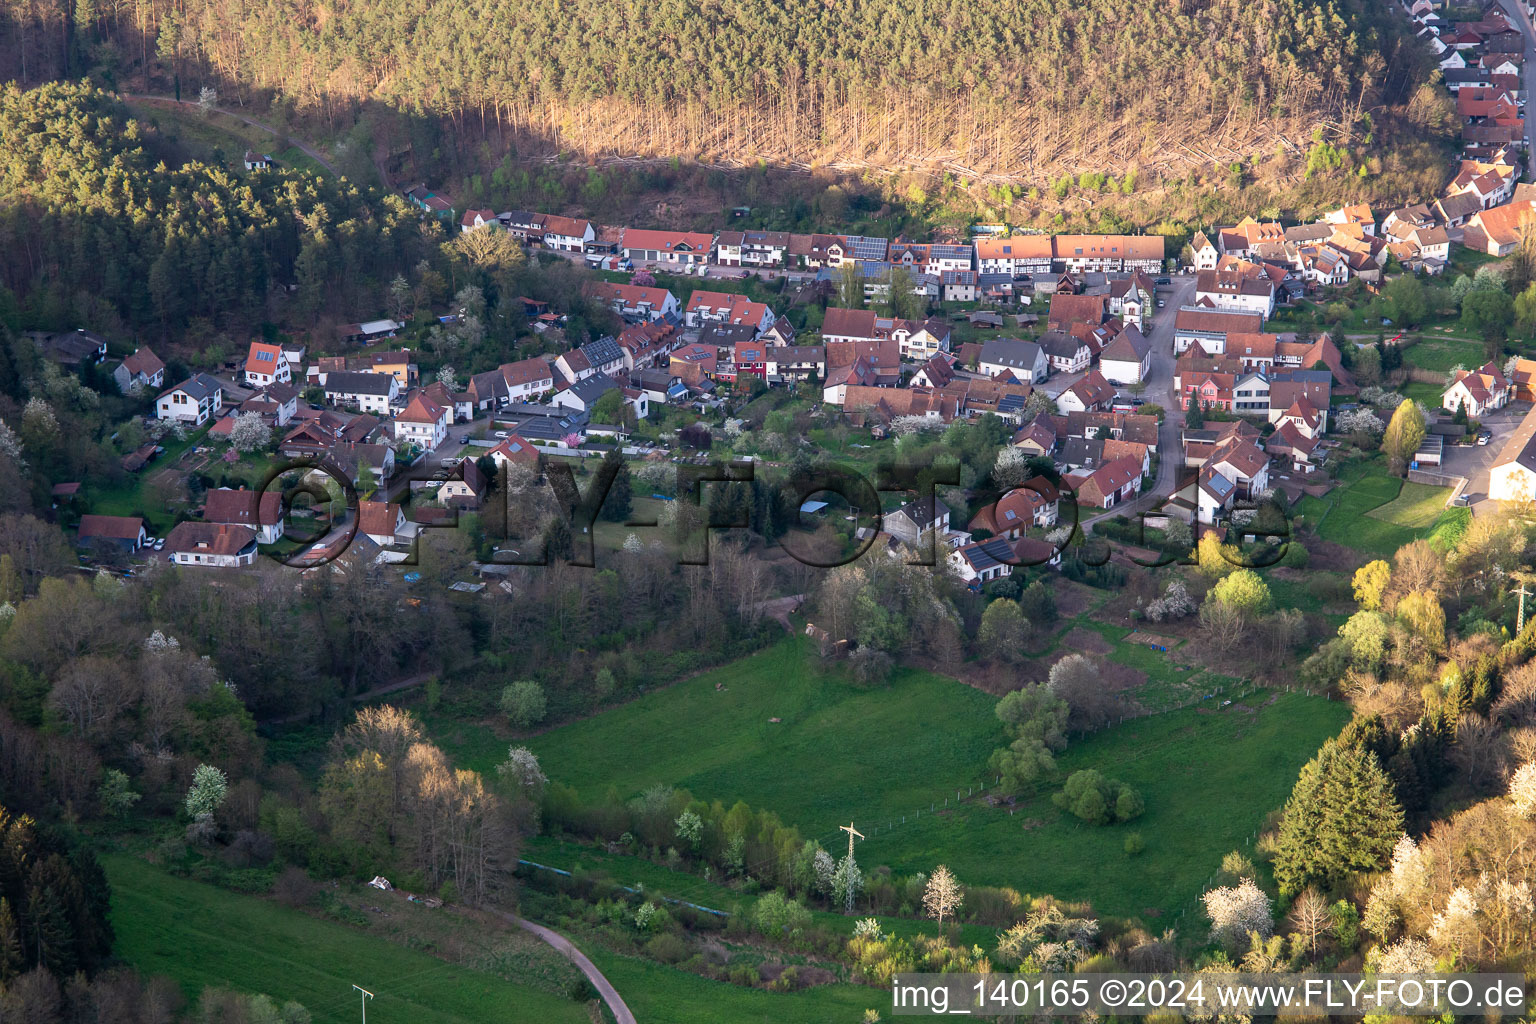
[7,0,1438,181]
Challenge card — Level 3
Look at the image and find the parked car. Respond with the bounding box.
[458,434,471,444]
[152,538,165,551]
[1453,494,1471,506]
[494,430,509,438]
[1477,431,1492,446]
[440,457,461,468]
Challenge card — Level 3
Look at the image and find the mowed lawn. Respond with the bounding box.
[1297,461,1464,558]
[1367,480,1454,528]
[517,639,1003,833]
[105,855,589,1024]
[500,639,1348,920]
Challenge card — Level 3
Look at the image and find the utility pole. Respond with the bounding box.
[353,985,373,1024]
[839,821,864,861]
[1513,572,1535,634]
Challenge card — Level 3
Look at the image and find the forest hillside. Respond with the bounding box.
[2,0,1443,184]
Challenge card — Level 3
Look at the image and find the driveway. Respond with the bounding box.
[489,911,636,1024]
[384,413,496,500]
[1437,401,1524,507]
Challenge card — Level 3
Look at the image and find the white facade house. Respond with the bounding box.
[243,342,292,387]
[323,371,399,415]
[1194,270,1276,318]
[394,393,449,450]
[165,522,258,568]
[156,375,225,425]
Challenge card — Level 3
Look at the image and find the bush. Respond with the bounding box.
[500,680,548,727]
[1052,769,1144,824]
[1124,832,1145,856]
[645,932,692,964]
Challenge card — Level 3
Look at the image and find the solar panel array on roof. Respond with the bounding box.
[844,235,890,262]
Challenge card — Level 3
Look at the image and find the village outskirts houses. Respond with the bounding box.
[165,522,259,568]
[685,291,775,334]
[323,370,399,415]
[1099,326,1151,385]
[202,488,285,544]
[243,341,294,388]
[591,282,681,322]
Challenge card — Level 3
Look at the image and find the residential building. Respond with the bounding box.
[1443,362,1512,416]
[685,291,775,334]
[622,229,716,265]
[1194,269,1276,318]
[156,374,225,425]
[203,488,285,544]
[536,214,595,252]
[1038,330,1092,374]
[1055,371,1116,414]
[884,496,950,545]
[499,357,557,402]
[357,501,409,547]
[1074,456,1144,509]
[715,230,790,267]
[1491,406,1536,501]
[968,478,1061,537]
[551,374,620,415]
[166,522,258,567]
[394,392,449,450]
[1190,231,1219,270]
[113,347,166,393]
[976,339,1047,383]
[1173,307,1264,355]
[974,235,1054,276]
[591,282,680,321]
[1099,326,1151,384]
[948,536,1060,585]
[323,371,399,414]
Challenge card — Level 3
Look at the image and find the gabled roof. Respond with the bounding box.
[79,514,144,541]
[122,347,165,378]
[500,356,555,387]
[166,520,258,556]
[1101,325,1150,362]
[324,371,396,396]
[357,500,403,540]
[160,374,224,403]
[397,392,446,424]
[203,488,282,528]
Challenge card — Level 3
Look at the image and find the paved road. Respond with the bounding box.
[122,94,339,175]
[1496,0,1536,177]
[489,910,636,1024]
[1080,274,1196,532]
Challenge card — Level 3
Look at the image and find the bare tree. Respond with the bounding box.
[923,865,964,929]
[1288,888,1331,959]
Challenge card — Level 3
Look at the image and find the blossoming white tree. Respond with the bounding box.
[1202,878,1272,950]
[1508,761,1536,819]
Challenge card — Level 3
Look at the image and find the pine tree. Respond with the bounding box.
[1273,740,1403,897]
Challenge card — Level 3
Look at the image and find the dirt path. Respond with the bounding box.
[122,94,339,175]
[753,593,805,632]
[487,909,636,1024]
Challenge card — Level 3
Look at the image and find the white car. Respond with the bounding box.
[495,430,509,438]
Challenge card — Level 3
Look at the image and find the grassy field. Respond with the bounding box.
[1295,460,1464,558]
[105,855,591,1023]
[436,638,1348,920]
[1399,381,1445,406]
[502,640,1003,832]
[1367,480,1454,528]
[127,100,332,179]
[588,948,880,1024]
[1401,336,1486,374]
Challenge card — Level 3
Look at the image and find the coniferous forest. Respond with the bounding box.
[0,0,1441,180]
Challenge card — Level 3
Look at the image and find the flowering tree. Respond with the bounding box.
[1509,761,1536,819]
[1374,937,1435,973]
[993,446,1033,489]
[890,415,942,436]
[922,865,964,928]
[1146,579,1196,622]
[437,365,458,388]
[197,86,217,112]
[494,746,548,792]
[185,763,228,819]
[229,411,273,453]
[0,419,23,468]
[1202,878,1272,950]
